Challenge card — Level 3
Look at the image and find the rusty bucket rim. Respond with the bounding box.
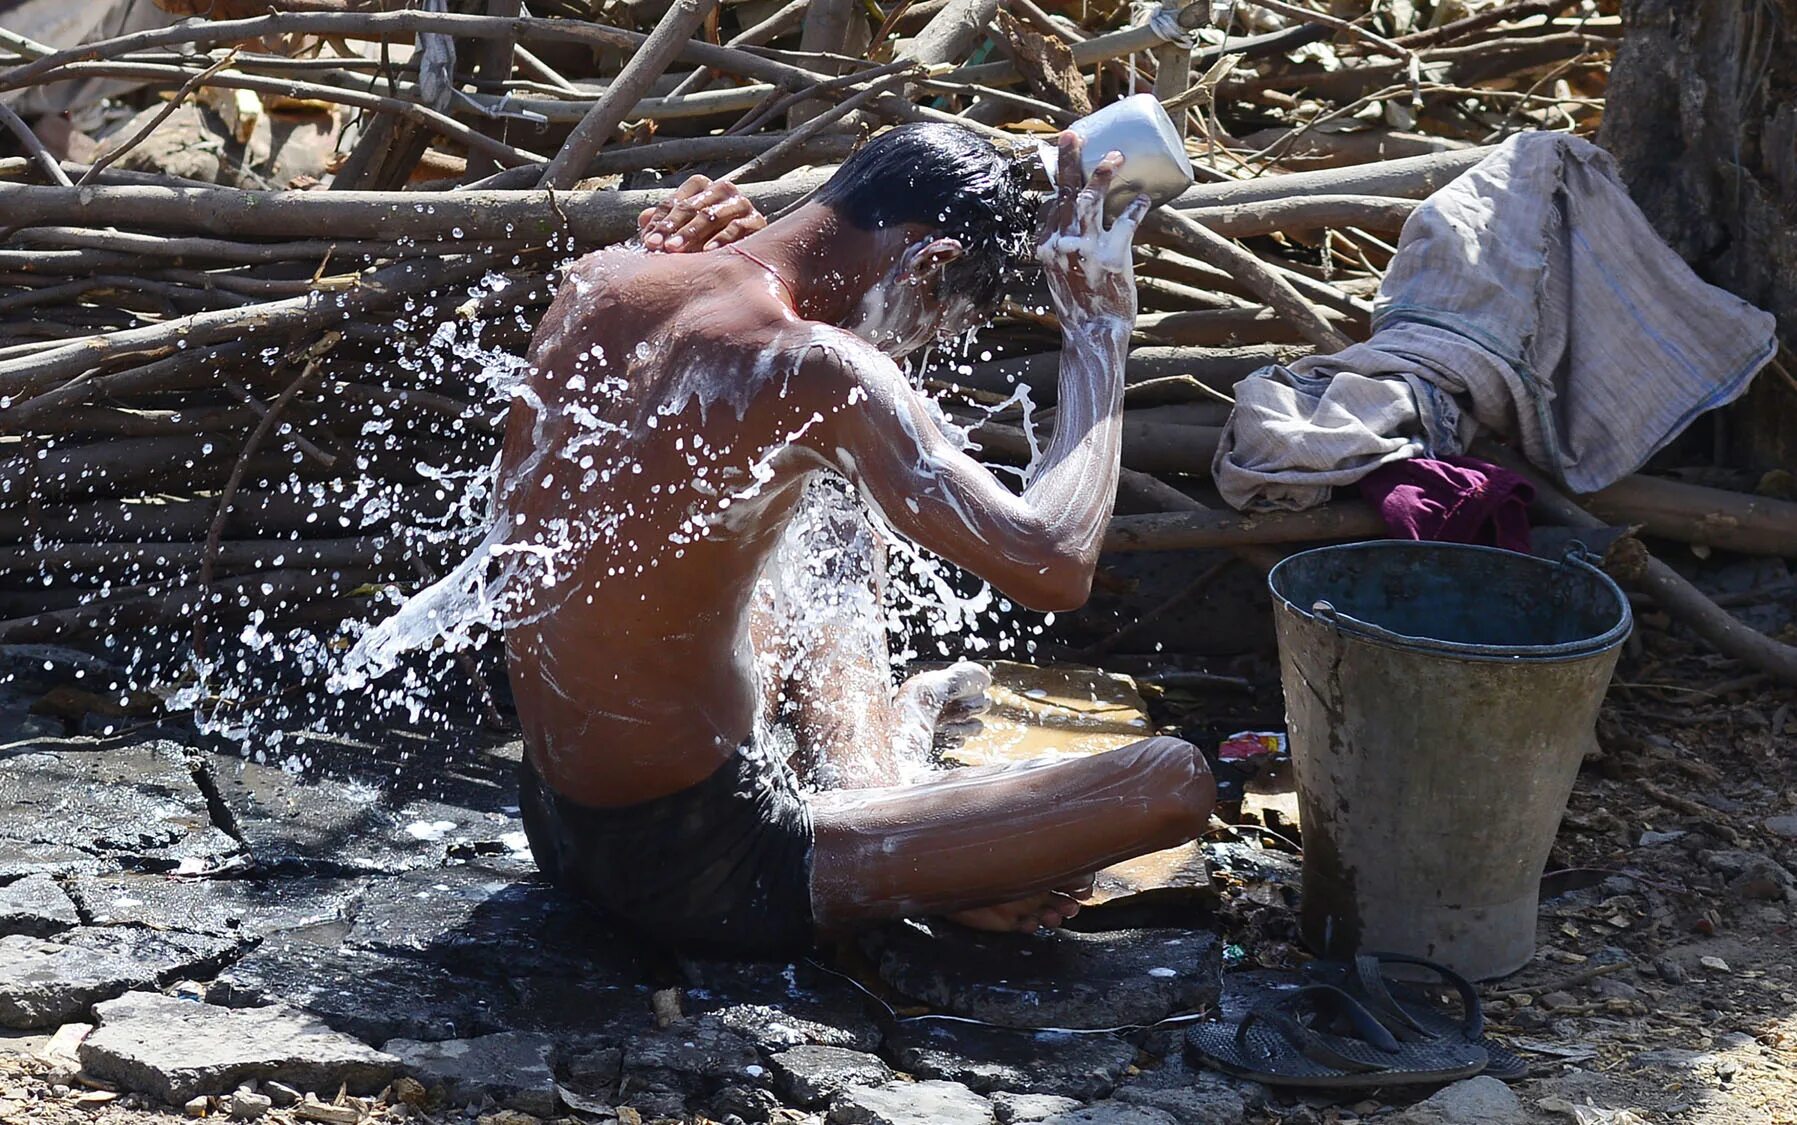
[1267,540,1633,665]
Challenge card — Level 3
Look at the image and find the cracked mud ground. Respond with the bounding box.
[0,637,1793,1125]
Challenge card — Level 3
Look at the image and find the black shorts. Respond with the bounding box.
[517,739,817,960]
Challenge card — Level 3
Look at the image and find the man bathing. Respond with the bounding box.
[498,124,1216,958]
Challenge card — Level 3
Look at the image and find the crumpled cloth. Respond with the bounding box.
[1358,456,1535,553]
[1213,132,1779,511]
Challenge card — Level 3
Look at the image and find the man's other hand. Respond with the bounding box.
[638,175,768,253]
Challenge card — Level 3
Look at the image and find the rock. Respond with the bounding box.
[1766,814,1797,839]
[384,1031,558,1116]
[56,924,249,986]
[770,1045,892,1106]
[199,752,503,875]
[39,1019,92,1079]
[265,1081,300,1107]
[622,1015,764,1088]
[0,934,156,1028]
[1113,1075,1247,1124]
[828,1079,995,1125]
[184,1095,210,1117]
[227,1089,273,1120]
[1111,1050,1262,1121]
[710,1083,782,1123]
[991,1092,1082,1123]
[346,866,632,983]
[64,874,362,938]
[1537,991,1578,1010]
[620,1086,688,1120]
[1589,977,1640,1001]
[862,920,1220,1029]
[884,1021,1136,1100]
[0,875,80,937]
[681,959,883,1053]
[1699,956,1732,973]
[1390,1077,1527,1125]
[1637,830,1686,847]
[565,1045,622,1089]
[1039,1104,1179,1125]
[1629,1047,1703,1071]
[0,744,243,879]
[213,934,511,1044]
[79,991,397,1104]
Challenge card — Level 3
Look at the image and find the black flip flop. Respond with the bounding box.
[1184,984,1490,1089]
[1307,952,1529,1080]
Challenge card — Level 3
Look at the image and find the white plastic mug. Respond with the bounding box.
[1040,94,1195,219]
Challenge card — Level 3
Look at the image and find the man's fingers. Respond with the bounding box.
[666,194,755,250]
[673,173,712,200]
[1101,193,1152,256]
[1054,130,1083,195]
[700,215,761,250]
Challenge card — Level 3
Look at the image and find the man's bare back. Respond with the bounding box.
[500,245,902,806]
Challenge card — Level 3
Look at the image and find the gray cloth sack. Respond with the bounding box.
[1214,132,1779,512]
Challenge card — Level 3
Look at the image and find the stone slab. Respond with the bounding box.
[884,1021,1136,1101]
[1389,1076,1528,1125]
[55,925,249,987]
[770,1044,893,1106]
[683,959,882,1053]
[0,875,79,937]
[862,920,1221,1030]
[214,933,512,1044]
[64,873,364,938]
[384,1031,557,1116]
[0,743,243,878]
[80,991,397,1105]
[1040,1104,1179,1125]
[992,1092,1082,1124]
[200,753,456,875]
[829,1079,995,1125]
[345,865,633,982]
[621,1015,765,1088]
[0,935,154,1028]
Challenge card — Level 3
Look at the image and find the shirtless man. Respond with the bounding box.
[498,124,1215,958]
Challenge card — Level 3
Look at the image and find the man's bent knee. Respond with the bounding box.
[1124,735,1216,842]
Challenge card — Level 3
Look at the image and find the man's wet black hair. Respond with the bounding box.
[813,123,1033,311]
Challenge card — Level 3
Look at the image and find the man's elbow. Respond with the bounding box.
[1008,553,1096,613]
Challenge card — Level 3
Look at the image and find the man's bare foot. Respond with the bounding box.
[897,660,992,751]
[945,878,1092,934]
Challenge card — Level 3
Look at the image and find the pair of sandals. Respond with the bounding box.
[1186,952,1528,1089]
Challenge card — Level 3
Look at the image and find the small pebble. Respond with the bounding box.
[228,1090,272,1121]
[1700,955,1732,973]
[1538,991,1578,1010]
[185,1094,210,1118]
[265,1082,301,1108]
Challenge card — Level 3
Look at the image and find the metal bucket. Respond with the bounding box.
[1268,542,1632,981]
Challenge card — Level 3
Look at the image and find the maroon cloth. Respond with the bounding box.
[1357,456,1535,552]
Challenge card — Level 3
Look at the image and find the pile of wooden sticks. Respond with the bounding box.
[5,0,1788,686]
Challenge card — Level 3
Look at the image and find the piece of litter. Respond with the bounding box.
[1218,731,1285,761]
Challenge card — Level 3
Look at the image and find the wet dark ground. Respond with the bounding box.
[1,544,1794,1124]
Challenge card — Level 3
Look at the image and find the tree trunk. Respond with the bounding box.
[1600,0,1797,469]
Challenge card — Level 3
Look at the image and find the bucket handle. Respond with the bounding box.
[1309,542,1620,659]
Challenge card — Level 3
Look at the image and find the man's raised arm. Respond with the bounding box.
[803,143,1149,612]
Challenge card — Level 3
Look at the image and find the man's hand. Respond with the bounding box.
[1035,132,1150,329]
[637,175,768,253]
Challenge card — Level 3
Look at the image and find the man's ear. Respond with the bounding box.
[901,238,965,285]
